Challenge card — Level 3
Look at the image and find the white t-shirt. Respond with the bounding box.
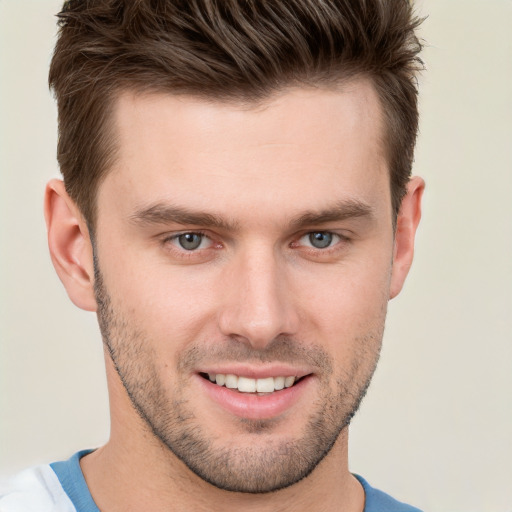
[0,464,75,512]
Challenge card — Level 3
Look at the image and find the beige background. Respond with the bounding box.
[1,1,511,511]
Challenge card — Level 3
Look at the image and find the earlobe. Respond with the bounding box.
[44,179,97,312]
[389,176,425,299]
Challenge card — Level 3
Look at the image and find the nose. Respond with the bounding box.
[218,246,299,350]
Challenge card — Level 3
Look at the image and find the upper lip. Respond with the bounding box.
[197,364,313,379]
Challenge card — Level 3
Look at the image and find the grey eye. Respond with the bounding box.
[177,233,204,250]
[308,232,333,249]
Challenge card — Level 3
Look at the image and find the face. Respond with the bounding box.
[93,82,395,493]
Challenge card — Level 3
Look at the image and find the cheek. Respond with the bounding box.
[297,257,391,353]
[99,249,222,353]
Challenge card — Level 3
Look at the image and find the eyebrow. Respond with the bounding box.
[289,199,375,230]
[130,204,239,231]
[130,199,374,231]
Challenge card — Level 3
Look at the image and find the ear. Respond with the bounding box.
[44,179,97,311]
[389,176,425,299]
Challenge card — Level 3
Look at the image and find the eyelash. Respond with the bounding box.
[161,230,350,258]
[296,232,344,250]
[162,230,217,255]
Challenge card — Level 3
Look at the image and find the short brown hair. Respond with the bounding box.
[49,0,423,227]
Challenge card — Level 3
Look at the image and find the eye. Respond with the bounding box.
[171,232,211,251]
[300,231,340,249]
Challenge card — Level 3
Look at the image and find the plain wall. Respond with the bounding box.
[1,1,511,511]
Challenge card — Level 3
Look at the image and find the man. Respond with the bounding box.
[0,1,425,511]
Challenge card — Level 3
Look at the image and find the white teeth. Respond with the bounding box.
[284,376,296,388]
[256,377,275,393]
[274,376,285,390]
[237,376,256,392]
[207,374,297,393]
[225,374,238,389]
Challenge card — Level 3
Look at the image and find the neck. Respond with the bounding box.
[81,429,363,512]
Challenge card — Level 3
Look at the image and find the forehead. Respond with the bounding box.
[98,80,390,228]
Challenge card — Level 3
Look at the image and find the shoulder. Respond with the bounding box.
[0,464,75,512]
[354,474,424,512]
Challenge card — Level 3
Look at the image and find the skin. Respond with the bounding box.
[45,79,423,512]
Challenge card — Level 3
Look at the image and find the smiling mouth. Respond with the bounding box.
[199,373,307,394]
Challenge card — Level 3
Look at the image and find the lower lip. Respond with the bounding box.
[195,374,312,420]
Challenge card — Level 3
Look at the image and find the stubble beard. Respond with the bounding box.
[94,265,383,494]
